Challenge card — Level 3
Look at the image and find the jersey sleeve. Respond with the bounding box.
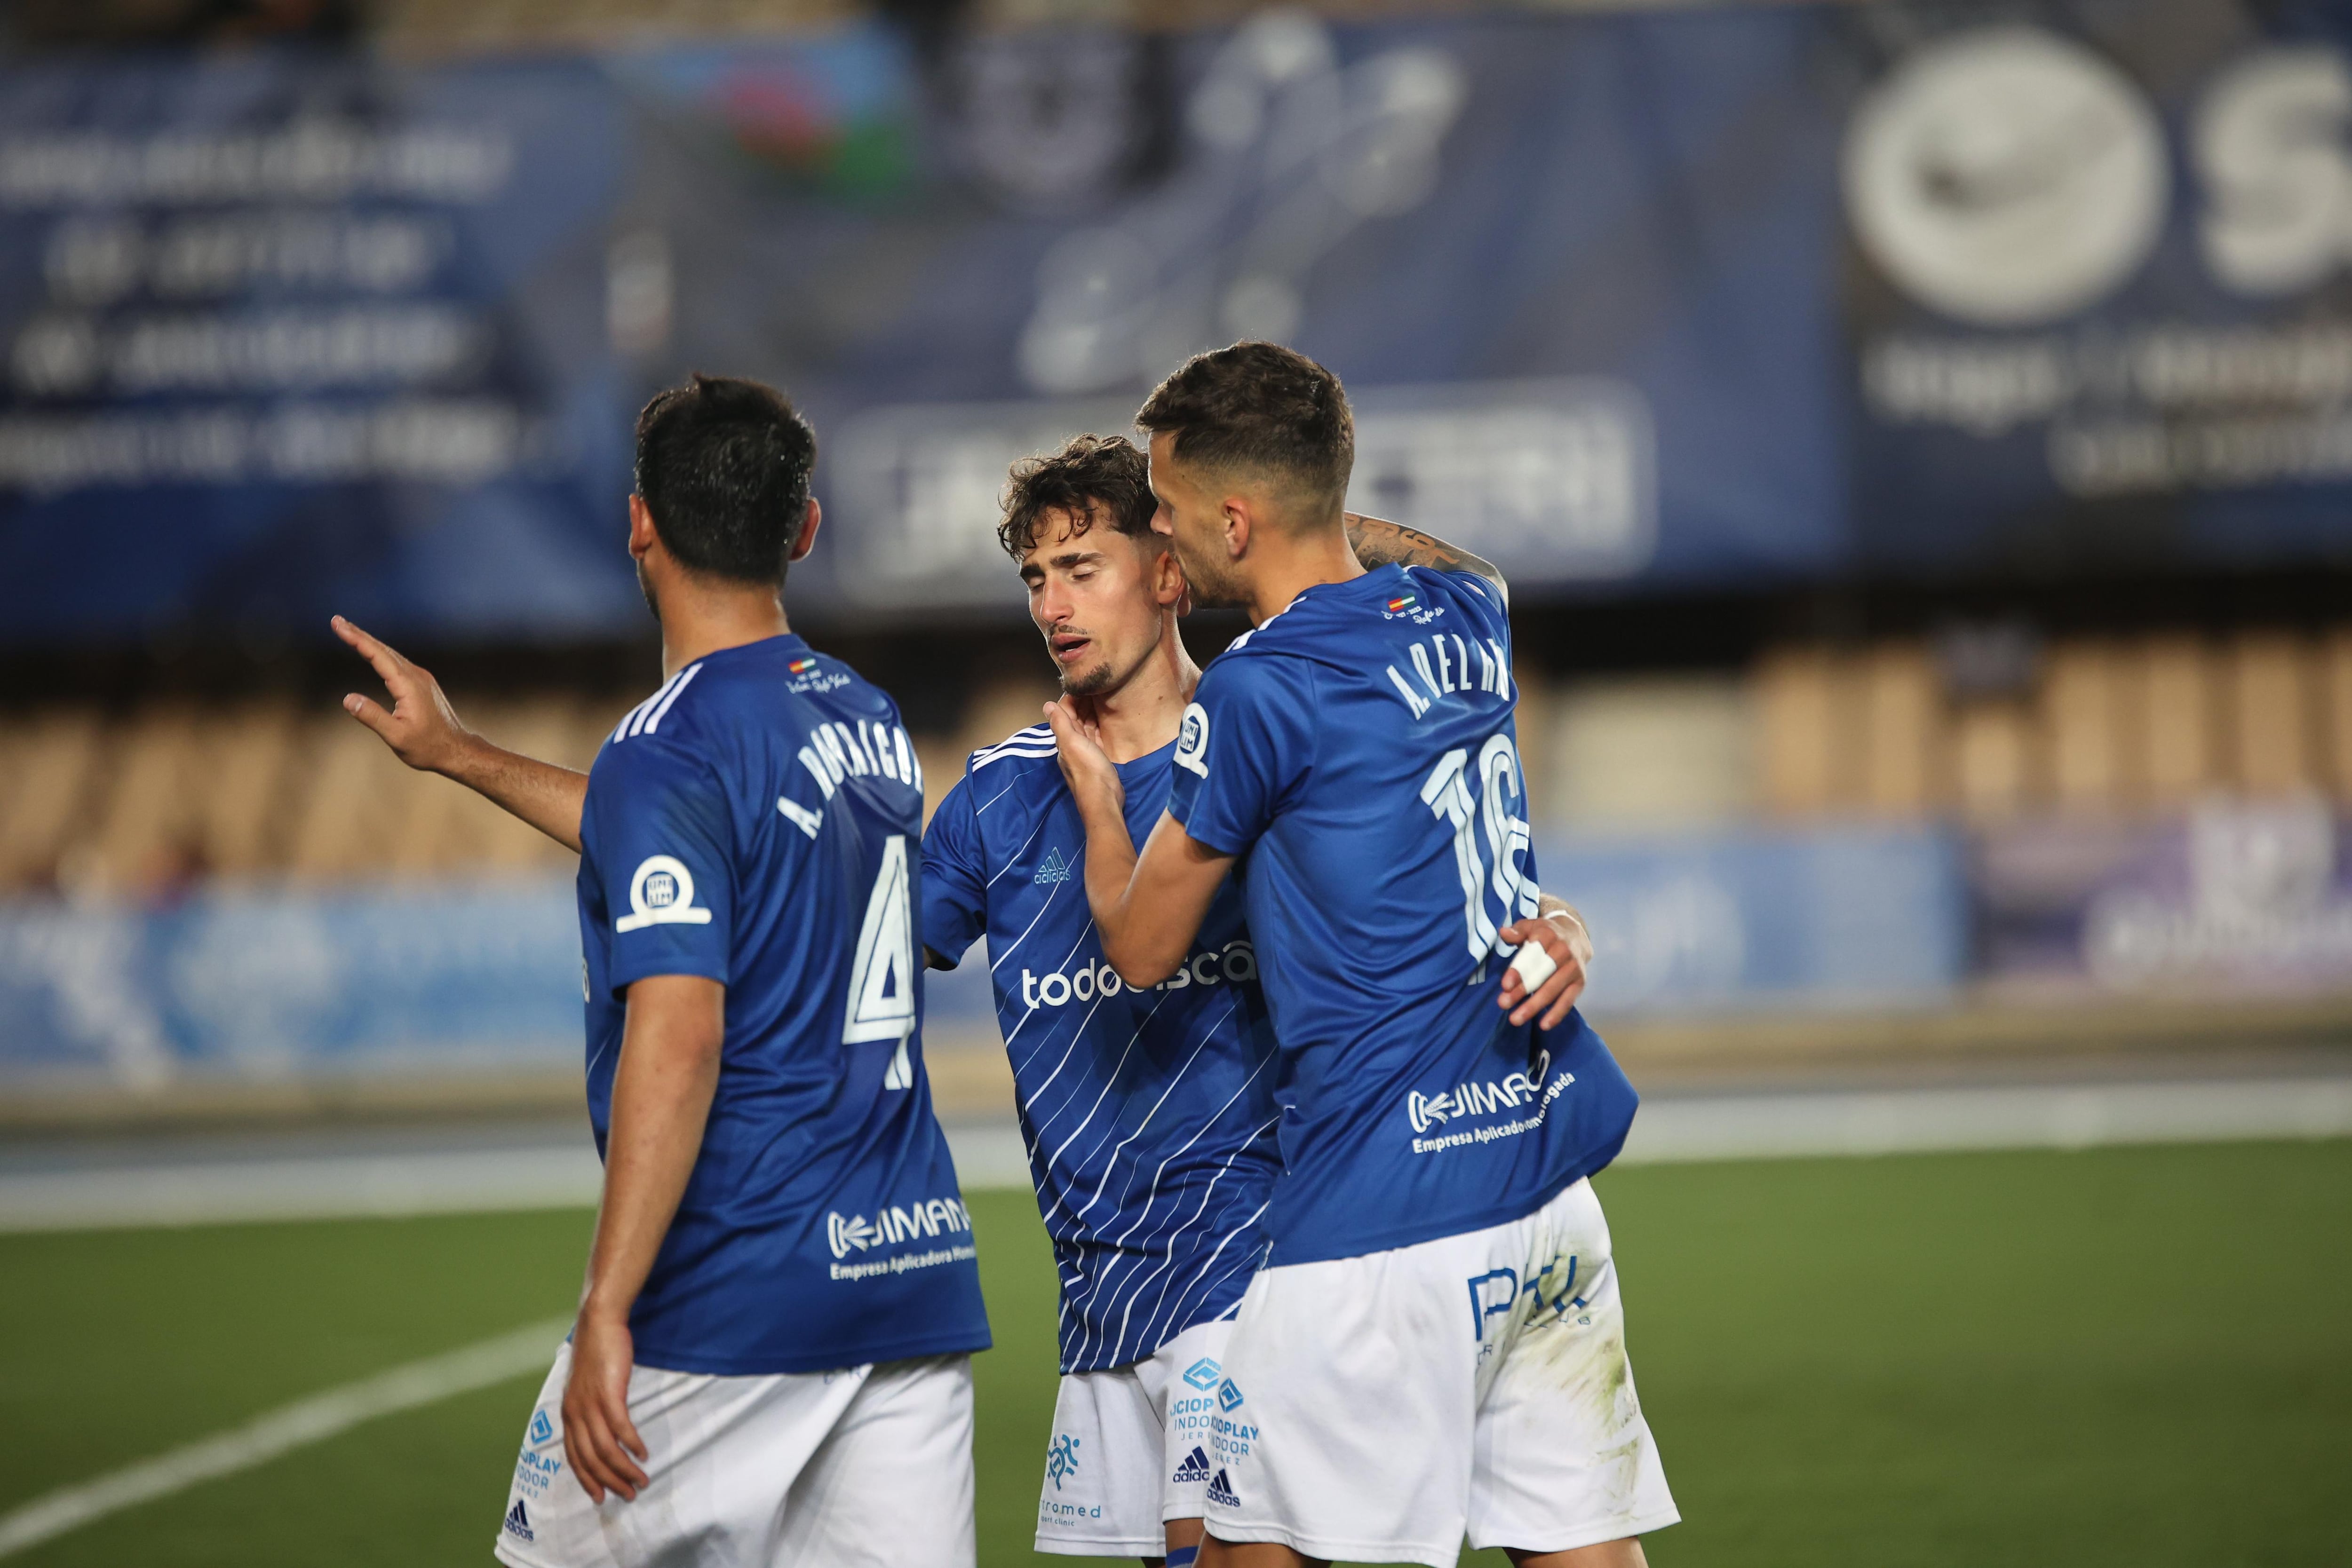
[585,737,735,992]
[1166,653,1315,857]
[920,770,988,968]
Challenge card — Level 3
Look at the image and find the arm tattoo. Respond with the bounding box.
[1343,513,1509,603]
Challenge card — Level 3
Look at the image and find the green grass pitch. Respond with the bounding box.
[3,1141,2347,1567]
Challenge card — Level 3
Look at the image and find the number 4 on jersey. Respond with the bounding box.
[845,833,917,1089]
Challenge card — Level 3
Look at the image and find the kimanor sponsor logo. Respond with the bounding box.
[826,1196,974,1258]
[1407,1049,1561,1134]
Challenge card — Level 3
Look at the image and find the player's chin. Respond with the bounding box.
[1060,662,1116,697]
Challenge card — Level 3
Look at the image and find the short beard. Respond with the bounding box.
[1060,659,1118,698]
[1175,542,1247,610]
[636,557,661,623]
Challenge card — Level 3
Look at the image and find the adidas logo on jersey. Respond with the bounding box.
[503,1500,535,1543]
[1206,1469,1241,1508]
[1172,1447,1212,1484]
[1033,847,1073,885]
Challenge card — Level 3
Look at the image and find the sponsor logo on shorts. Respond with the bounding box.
[1216,1379,1244,1412]
[1206,1469,1242,1508]
[1019,941,1255,1010]
[1045,1433,1081,1490]
[502,1499,535,1543]
[1182,1357,1222,1391]
[1173,1446,1212,1484]
[515,1409,566,1497]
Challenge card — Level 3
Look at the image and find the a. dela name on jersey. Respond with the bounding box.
[1382,628,1513,720]
[1019,938,1257,1010]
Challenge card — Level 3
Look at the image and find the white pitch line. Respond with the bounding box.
[0,1316,569,1560]
[1618,1076,2352,1164]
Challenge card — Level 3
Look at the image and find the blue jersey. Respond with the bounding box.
[1165,565,1639,1267]
[578,634,990,1376]
[923,726,1280,1374]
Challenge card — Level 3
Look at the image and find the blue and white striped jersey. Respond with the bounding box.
[923,725,1280,1374]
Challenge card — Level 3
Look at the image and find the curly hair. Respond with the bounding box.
[996,433,1158,560]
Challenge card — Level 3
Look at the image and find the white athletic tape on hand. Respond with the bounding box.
[1508,941,1558,993]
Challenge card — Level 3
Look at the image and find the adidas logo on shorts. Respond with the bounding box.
[503,1499,535,1543]
[1206,1469,1241,1508]
[1172,1447,1212,1484]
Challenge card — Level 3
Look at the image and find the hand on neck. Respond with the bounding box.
[1067,612,1201,765]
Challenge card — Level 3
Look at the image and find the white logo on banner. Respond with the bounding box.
[1843,26,2169,326]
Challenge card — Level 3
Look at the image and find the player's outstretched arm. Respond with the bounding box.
[333,615,588,853]
[1042,700,1233,987]
[1498,895,1595,1031]
[565,973,724,1505]
[1343,512,1508,605]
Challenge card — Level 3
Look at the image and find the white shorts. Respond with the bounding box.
[491,1343,975,1568]
[1034,1315,1236,1556]
[1205,1178,1677,1566]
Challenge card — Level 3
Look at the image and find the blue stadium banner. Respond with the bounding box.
[5,2,2351,642]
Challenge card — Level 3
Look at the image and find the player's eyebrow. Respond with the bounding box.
[1047,549,1105,571]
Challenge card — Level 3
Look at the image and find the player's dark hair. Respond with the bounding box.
[997,433,1158,560]
[633,373,817,585]
[1134,340,1353,519]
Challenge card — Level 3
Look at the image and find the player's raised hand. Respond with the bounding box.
[1497,902,1593,1030]
[332,615,475,776]
[1042,697,1125,820]
[562,1310,650,1504]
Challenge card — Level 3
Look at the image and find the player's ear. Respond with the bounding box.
[789,497,822,563]
[628,494,659,562]
[1150,536,1186,607]
[1222,496,1250,561]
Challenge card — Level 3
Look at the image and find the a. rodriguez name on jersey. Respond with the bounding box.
[825,1196,977,1280]
[1019,938,1256,1010]
[1406,1048,1578,1154]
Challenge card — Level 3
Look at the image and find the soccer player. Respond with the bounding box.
[925,432,1595,1568]
[332,374,990,1567]
[1044,342,1675,1568]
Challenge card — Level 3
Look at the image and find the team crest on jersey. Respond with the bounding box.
[614,855,714,932]
[1174,702,1210,777]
